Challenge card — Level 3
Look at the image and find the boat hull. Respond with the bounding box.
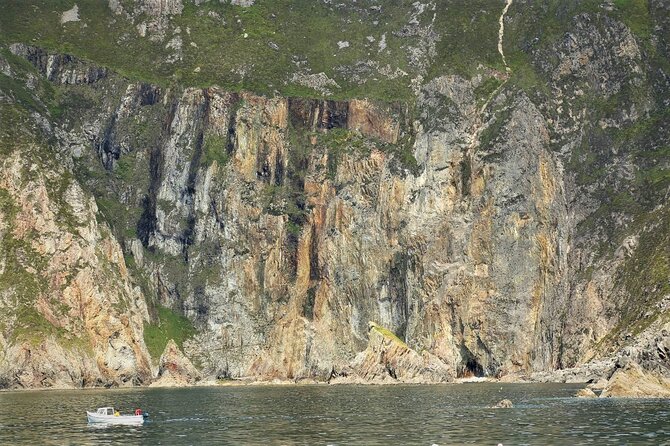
[86,411,144,425]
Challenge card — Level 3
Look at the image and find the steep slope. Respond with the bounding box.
[0,0,667,388]
[0,50,152,388]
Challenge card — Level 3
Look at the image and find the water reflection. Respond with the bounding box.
[86,422,145,430]
[0,383,668,445]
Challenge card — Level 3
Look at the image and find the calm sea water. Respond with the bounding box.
[0,383,668,445]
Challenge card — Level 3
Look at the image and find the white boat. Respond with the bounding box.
[86,407,147,425]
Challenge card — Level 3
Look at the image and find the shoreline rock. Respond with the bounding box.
[600,362,670,398]
[327,322,454,384]
[150,339,201,387]
[575,388,598,398]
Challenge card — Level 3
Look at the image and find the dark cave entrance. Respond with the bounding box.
[458,346,486,378]
[462,358,485,378]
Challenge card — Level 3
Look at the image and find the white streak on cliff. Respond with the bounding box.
[498,0,513,71]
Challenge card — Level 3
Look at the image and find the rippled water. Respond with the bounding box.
[1,383,669,445]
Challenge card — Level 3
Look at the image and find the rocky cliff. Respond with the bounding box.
[0,0,668,390]
[0,52,152,387]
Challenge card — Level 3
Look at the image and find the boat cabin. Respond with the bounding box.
[96,407,116,416]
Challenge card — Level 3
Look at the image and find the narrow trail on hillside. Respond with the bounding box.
[498,0,513,72]
[474,0,514,123]
[462,0,515,193]
[472,0,515,125]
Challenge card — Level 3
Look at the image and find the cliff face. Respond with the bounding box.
[0,151,152,388]
[0,0,668,388]
[57,75,565,380]
[0,59,152,387]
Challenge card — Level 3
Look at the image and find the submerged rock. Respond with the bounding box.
[575,388,597,398]
[492,399,513,408]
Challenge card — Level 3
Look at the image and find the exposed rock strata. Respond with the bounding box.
[601,362,670,398]
[152,339,201,387]
[0,3,668,394]
[0,149,152,388]
[599,325,670,397]
[9,44,108,85]
[329,322,453,384]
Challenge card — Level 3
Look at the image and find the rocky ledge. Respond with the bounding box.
[328,322,454,384]
[532,323,670,398]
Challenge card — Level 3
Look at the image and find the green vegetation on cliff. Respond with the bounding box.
[144,305,196,362]
[369,322,407,348]
[0,0,504,101]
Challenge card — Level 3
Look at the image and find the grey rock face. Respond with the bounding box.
[141,0,184,17]
[0,3,668,391]
[55,71,575,382]
[9,44,108,85]
[600,344,670,398]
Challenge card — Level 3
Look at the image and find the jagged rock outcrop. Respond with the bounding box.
[151,339,201,387]
[600,362,670,398]
[330,322,453,383]
[599,325,670,397]
[530,359,616,384]
[9,44,107,85]
[530,323,670,397]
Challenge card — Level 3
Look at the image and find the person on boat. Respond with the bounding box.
[114,411,120,417]
[135,409,142,416]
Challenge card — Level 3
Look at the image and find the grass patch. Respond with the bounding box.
[11,307,56,346]
[473,76,502,106]
[143,305,196,362]
[0,233,47,303]
[0,0,414,100]
[317,128,369,180]
[318,128,418,178]
[478,101,513,151]
[201,134,230,167]
[0,0,525,101]
[95,195,143,241]
[0,72,43,112]
[613,0,651,39]
[427,0,504,79]
[369,321,407,348]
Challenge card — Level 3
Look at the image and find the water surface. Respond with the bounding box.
[1,383,668,445]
